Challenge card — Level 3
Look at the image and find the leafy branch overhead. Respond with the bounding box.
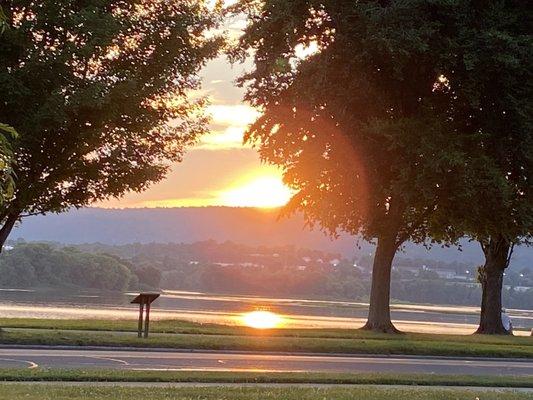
[0,7,17,206]
[0,0,222,244]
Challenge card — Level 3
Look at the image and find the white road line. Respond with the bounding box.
[2,351,526,369]
[0,358,38,369]
[0,349,531,374]
[85,355,130,366]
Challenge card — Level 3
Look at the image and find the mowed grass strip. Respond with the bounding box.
[0,325,532,358]
[0,369,532,388]
[0,385,530,400]
[1,317,530,346]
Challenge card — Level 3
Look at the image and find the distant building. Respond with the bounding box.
[509,286,532,293]
[455,274,474,281]
[430,268,457,279]
[329,258,340,267]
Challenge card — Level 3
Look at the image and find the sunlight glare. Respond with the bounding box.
[242,311,283,329]
[207,105,260,127]
[219,176,293,208]
[207,0,239,10]
[198,126,248,149]
[294,41,319,60]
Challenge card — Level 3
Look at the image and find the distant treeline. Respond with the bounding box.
[0,243,153,291]
[159,261,532,309]
[70,240,343,269]
[1,241,531,309]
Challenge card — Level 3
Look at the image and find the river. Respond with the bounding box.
[0,288,531,335]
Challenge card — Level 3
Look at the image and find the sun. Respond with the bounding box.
[219,175,293,208]
[241,311,283,329]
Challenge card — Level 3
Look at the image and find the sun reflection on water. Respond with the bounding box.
[241,310,284,329]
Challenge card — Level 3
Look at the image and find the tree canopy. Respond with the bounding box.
[0,6,17,206]
[0,243,139,291]
[430,1,532,244]
[233,0,473,331]
[0,0,221,245]
[426,1,532,334]
[233,0,531,332]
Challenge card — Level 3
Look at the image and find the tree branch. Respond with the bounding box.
[20,211,43,218]
[505,242,515,269]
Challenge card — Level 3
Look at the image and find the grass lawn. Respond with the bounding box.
[0,385,530,400]
[0,318,531,358]
[1,369,532,388]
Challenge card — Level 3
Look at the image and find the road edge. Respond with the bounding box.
[0,344,531,363]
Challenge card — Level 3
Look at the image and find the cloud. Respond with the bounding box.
[197,126,251,150]
[193,104,260,150]
[208,104,260,126]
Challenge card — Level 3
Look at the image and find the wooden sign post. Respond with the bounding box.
[131,293,160,338]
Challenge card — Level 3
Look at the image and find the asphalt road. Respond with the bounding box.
[0,348,532,376]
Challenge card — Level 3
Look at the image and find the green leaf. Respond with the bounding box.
[0,123,18,139]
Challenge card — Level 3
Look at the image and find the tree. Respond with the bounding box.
[0,6,7,33]
[134,265,162,289]
[430,2,532,334]
[0,243,138,290]
[0,6,16,206]
[0,0,221,248]
[233,0,469,332]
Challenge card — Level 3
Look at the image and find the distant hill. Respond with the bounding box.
[10,206,532,269]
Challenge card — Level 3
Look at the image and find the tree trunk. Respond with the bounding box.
[476,236,511,335]
[362,231,400,333]
[0,211,19,252]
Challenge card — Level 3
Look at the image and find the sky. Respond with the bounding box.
[99,12,292,210]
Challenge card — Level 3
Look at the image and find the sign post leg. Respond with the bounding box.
[144,303,151,338]
[138,303,144,338]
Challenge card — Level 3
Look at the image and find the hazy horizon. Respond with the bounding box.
[10,206,533,269]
